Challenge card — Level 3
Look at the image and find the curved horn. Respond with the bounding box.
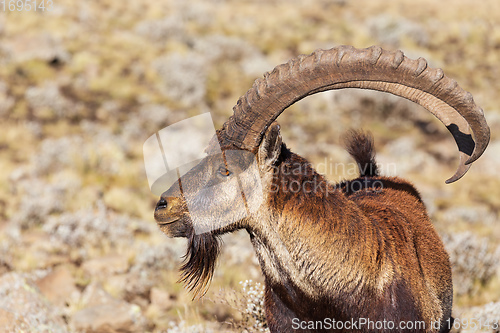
[221,45,490,183]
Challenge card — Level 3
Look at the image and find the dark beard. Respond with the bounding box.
[179,229,221,299]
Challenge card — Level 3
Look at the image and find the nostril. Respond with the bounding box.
[156,197,168,210]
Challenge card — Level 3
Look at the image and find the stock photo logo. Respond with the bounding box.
[143,113,264,235]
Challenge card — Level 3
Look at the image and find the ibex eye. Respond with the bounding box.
[218,166,232,177]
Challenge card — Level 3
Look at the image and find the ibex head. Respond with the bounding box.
[153,45,490,297]
[154,128,277,236]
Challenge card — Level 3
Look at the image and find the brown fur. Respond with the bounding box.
[342,129,378,177]
[156,129,454,332]
[249,132,453,332]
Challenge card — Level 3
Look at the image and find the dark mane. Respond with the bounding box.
[179,229,221,299]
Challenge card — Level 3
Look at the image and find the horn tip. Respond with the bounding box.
[445,173,463,184]
[465,137,490,165]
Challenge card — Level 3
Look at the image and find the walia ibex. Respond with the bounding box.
[154,46,490,332]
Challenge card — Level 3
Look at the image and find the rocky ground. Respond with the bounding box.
[0,0,499,332]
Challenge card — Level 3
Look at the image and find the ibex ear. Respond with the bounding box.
[258,122,282,169]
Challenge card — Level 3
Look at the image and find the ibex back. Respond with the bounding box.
[153,46,490,333]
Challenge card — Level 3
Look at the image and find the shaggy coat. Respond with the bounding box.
[165,130,453,333]
[247,132,453,332]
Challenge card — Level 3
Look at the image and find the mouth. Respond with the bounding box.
[154,206,182,225]
[155,215,181,225]
[154,200,190,238]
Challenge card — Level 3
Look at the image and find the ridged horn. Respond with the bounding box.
[220,45,490,183]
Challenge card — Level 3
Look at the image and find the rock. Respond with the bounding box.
[0,272,68,332]
[70,282,146,333]
[104,274,129,299]
[145,288,174,330]
[150,287,173,311]
[82,254,130,278]
[80,282,117,307]
[0,307,18,332]
[71,303,144,333]
[1,33,70,64]
[35,265,80,307]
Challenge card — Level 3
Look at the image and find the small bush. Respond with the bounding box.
[366,14,429,47]
[153,53,207,107]
[214,280,269,333]
[125,242,182,297]
[135,16,186,43]
[10,177,70,229]
[443,232,500,296]
[31,127,128,176]
[25,82,84,120]
[42,201,150,260]
[474,302,500,332]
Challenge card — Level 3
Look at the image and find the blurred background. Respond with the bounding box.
[0,0,499,331]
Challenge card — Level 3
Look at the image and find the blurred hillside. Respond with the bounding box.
[0,0,499,331]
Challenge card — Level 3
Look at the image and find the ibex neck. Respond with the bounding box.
[249,191,377,298]
[247,151,387,320]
